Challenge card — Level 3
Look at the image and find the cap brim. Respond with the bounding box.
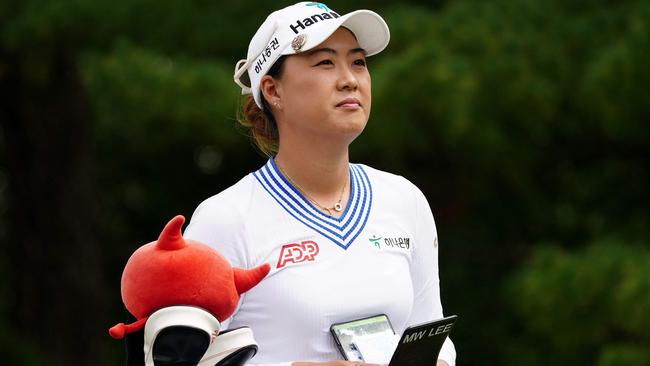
[280,9,390,57]
[340,10,390,56]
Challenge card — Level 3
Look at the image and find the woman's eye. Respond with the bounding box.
[316,59,333,66]
[354,59,367,67]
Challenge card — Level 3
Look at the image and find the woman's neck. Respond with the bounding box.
[274,140,351,216]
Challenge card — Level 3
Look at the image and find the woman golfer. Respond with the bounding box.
[185,2,456,365]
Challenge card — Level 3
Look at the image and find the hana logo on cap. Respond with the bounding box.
[233,2,390,109]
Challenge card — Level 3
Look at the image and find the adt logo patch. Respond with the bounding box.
[277,241,320,268]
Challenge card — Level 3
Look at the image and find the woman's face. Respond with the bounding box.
[265,27,371,144]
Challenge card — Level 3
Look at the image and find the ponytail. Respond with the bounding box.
[237,56,287,156]
[238,95,279,156]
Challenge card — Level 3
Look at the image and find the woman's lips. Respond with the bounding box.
[336,97,361,109]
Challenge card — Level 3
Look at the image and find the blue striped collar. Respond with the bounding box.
[252,158,373,250]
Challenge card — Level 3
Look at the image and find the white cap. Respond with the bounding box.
[233,2,390,109]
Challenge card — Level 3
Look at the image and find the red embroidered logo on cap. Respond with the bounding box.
[277,241,320,269]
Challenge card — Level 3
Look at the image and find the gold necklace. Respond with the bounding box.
[276,162,347,216]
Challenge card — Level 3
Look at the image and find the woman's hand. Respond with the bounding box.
[437,361,449,366]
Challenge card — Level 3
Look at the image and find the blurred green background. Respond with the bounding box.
[1,0,649,365]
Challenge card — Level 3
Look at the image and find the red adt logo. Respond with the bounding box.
[277,241,320,269]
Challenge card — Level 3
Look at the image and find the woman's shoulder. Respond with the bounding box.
[184,174,259,265]
[185,174,257,231]
[353,163,421,193]
[197,173,256,206]
[354,163,431,212]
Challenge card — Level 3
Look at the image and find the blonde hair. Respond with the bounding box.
[237,55,287,156]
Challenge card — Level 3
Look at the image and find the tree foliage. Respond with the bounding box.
[507,243,650,365]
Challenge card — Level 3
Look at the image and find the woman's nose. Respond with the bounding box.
[337,65,359,91]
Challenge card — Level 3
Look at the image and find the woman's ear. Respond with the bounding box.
[260,75,282,108]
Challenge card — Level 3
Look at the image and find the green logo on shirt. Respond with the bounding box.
[369,235,412,250]
[369,235,383,249]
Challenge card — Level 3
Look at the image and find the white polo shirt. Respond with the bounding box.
[184,159,456,366]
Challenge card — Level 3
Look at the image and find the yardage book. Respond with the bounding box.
[388,315,457,366]
[331,315,457,365]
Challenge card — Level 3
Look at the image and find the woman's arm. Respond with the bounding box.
[407,185,456,366]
